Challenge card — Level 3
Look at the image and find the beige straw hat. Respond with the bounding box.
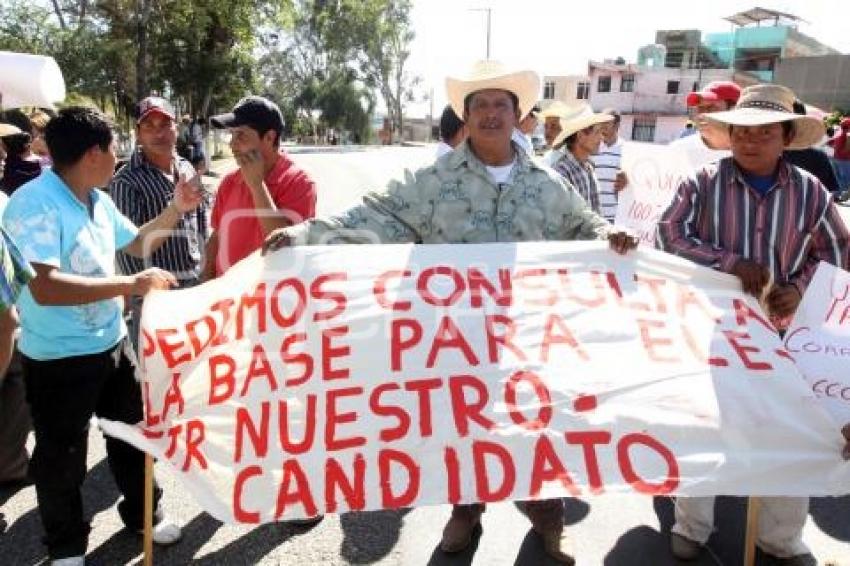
[705,84,825,149]
[446,60,540,120]
[551,104,613,148]
[537,100,574,120]
[0,123,22,137]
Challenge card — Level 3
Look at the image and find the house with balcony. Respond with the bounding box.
[540,8,839,143]
[586,59,759,143]
[703,7,838,82]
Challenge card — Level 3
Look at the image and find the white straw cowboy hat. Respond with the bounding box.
[0,123,22,137]
[551,104,613,148]
[536,100,573,120]
[705,84,825,150]
[446,60,540,120]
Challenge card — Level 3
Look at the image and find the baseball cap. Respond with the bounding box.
[136,96,176,122]
[210,96,284,134]
[686,81,742,108]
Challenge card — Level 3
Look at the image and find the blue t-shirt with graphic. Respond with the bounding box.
[3,169,138,360]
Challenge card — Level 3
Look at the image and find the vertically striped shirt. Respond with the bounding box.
[553,150,601,214]
[591,137,622,222]
[110,148,209,282]
[657,157,849,293]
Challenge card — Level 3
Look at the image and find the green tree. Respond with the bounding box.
[0,0,296,123]
[312,0,420,141]
[258,0,376,143]
[315,70,375,141]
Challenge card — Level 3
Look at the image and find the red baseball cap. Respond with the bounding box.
[686,81,742,108]
[136,96,176,123]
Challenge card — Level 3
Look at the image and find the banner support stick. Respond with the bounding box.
[143,453,154,566]
[743,496,760,566]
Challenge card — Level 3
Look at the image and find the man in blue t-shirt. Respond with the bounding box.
[3,106,202,566]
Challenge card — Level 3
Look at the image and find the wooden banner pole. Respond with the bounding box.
[743,496,760,566]
[143,453,154,566]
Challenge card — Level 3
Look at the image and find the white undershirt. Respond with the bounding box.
[485,159,516,185]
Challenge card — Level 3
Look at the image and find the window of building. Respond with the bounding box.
[620,74,635,92]
[632,116,656,142]
[692,81,700,93]
[543,81,556,100]
[576,81,590,100]
[597,76,611,93]
[667,80,680,95]
[665,51,684,69]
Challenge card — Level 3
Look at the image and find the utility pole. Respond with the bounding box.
[428,86,434,140]
[469,8,492,59]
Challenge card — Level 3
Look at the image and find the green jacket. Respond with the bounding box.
[284,140,611,245]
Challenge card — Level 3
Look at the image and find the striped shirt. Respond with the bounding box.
[591,137,622,222]
[553,150,600,214]
[110,148,209,282]
[0,227,34,313]
[657,157,849,294]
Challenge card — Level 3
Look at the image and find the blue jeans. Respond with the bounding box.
[833,159,850,192]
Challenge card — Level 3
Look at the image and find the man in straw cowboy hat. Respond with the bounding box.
[550,104,614,217]
[0,119,35,490]
[511,102,541,155]
[536,101,570,167]
[658,84,849,564]
[263,59,638,564]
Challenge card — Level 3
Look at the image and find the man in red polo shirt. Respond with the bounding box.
[828,116,850,193]
[204,96,316,278]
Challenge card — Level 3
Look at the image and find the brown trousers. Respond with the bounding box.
[0,350,30,482]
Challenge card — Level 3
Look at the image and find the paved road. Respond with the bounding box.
[1,145,849,565]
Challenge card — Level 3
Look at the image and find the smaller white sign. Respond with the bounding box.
[785,262,850,425]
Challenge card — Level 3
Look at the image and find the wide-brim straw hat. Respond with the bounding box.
[537,100,574,120]
[446,60,540,120]
[0,123,22,137]
[551,104,613,148]
[705,84,824,150]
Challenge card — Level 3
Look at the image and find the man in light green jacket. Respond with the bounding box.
[265,60,637,565]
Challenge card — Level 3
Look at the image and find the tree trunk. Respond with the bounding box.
[200,88,213,119]
[77,0,88,29]
[135,0,151,100]
[50,0,67,29]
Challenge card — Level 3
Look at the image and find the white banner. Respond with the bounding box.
[0,51,66,109]
[785,262,850,425]
[101,242,850,525]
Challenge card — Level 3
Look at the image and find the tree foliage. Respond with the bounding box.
[0,0,418,141]
[312,0,420,138]
[258,1,379,142]
[0,0,292,122]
